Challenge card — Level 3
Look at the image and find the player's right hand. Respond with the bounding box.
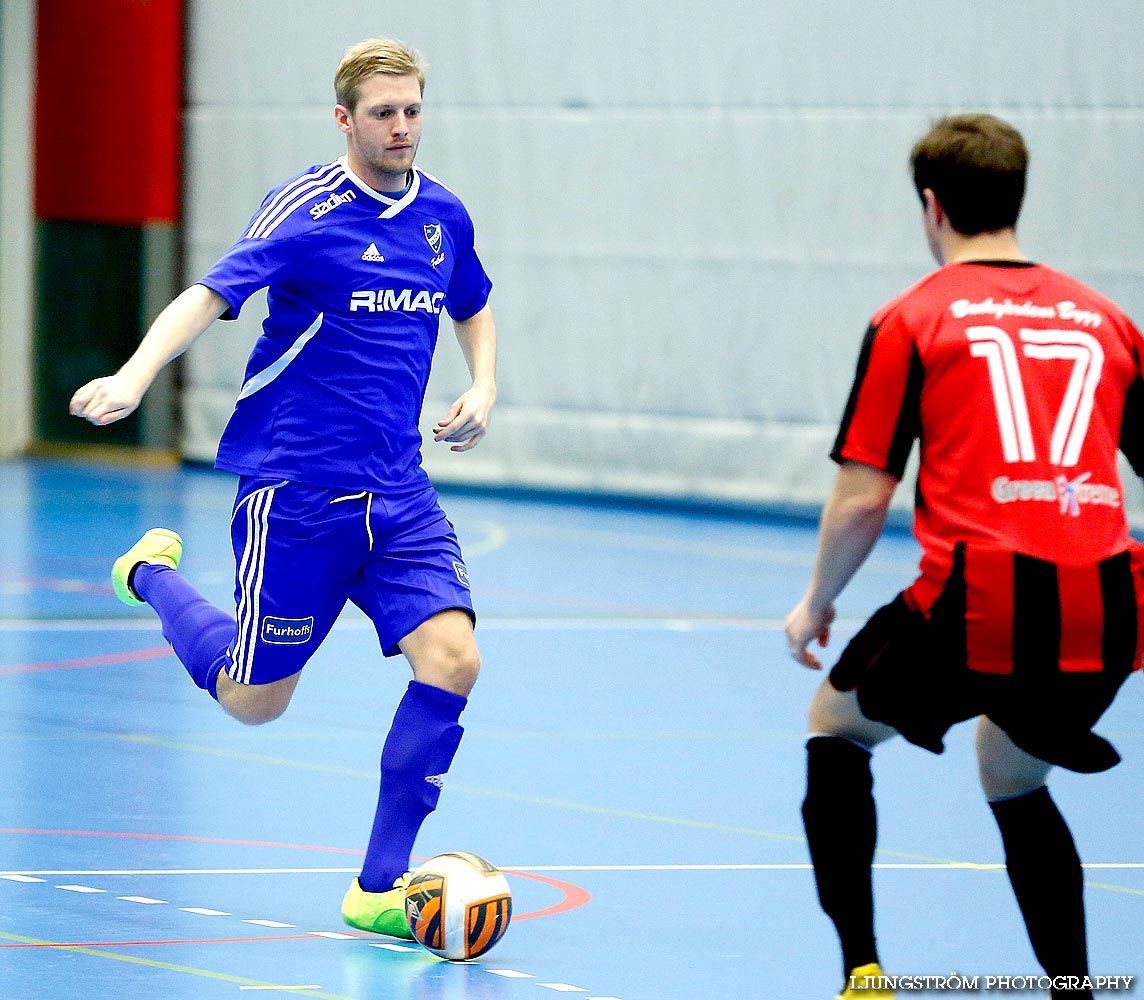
[784,598,836,670]
[69,374,144,426]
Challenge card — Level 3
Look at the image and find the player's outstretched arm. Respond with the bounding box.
[70,284,227,426]
[434,303,497,452]
[785,460,897,669]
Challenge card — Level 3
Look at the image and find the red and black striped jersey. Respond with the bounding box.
[833,261,1144,614]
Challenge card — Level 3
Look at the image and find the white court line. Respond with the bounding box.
[487,970,535,979]
[507,862,1144,871]
[180,907,230,915]
[5,862,1144,876]
[238,988,321,992]
[55,884,105,893]
[117,895,167,904]
[243,919,295,928]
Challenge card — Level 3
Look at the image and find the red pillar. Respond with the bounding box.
[34,0,184,448]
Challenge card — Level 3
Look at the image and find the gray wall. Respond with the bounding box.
[182,1,1144,515]
[0,0,35,457]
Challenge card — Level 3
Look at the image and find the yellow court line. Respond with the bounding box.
[502,522,918,574]
[0,930,356,999]
[109,733,1144,897]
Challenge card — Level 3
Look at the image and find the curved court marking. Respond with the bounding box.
[0,834,604,1000]
[461,519,510,557]
[0,830,592,927]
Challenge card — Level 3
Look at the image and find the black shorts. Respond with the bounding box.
[829,591,1134,774]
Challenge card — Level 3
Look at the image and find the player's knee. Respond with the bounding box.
[444,642,481,695]
[217,675,295,725]
[977,755,1046,801]
[806,681,894,748]
[975,719,1051,800]
[230,698,290,726]
[420,641,480,697]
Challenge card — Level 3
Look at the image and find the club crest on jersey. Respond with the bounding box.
[424,223,446,266]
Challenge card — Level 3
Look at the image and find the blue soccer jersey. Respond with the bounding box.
[199,156,492,493]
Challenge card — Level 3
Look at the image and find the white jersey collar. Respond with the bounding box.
[338,156,421,218]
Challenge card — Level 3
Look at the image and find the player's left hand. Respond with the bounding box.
[434,383,496,452]
[784,598,836,670]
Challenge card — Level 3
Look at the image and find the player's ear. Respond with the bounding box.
[334,104,352,133]
[922,188,943,226]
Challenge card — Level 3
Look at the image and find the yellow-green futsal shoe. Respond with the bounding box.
[111,528,183,606]
[838,963,895,999]
[341,874,414,938]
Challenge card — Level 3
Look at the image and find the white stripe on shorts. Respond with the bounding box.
[231,483,277,684]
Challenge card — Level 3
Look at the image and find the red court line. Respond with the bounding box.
[0,647,175,675]
[501,868,592,921]
[0,829,367,854]
[0,829,592,946]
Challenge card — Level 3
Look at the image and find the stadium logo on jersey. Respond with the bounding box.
[991,474,1120,516]
[349,289,446,313]
[453,561,470,587]
[361,243,385,262]
[309,189,357,220]
[261,616,315,644]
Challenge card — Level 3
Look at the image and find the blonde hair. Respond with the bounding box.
[335,38,426,111]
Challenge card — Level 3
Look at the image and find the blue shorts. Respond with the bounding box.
[224,478,474,685]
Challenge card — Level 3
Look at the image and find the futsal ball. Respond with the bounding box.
[404,851,513,961]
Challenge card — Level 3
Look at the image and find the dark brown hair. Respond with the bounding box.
[911,114,1027,235]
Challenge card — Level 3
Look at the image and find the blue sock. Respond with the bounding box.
[358,680,467,892]
[132,563,235,701]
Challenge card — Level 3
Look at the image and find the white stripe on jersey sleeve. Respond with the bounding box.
[244,161,346,240]
[237,313,324,400]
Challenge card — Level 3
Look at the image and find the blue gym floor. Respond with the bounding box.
[1,457,1140,999]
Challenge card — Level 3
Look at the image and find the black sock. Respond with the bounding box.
[989,786,1091,999]
[802,735,879,978]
